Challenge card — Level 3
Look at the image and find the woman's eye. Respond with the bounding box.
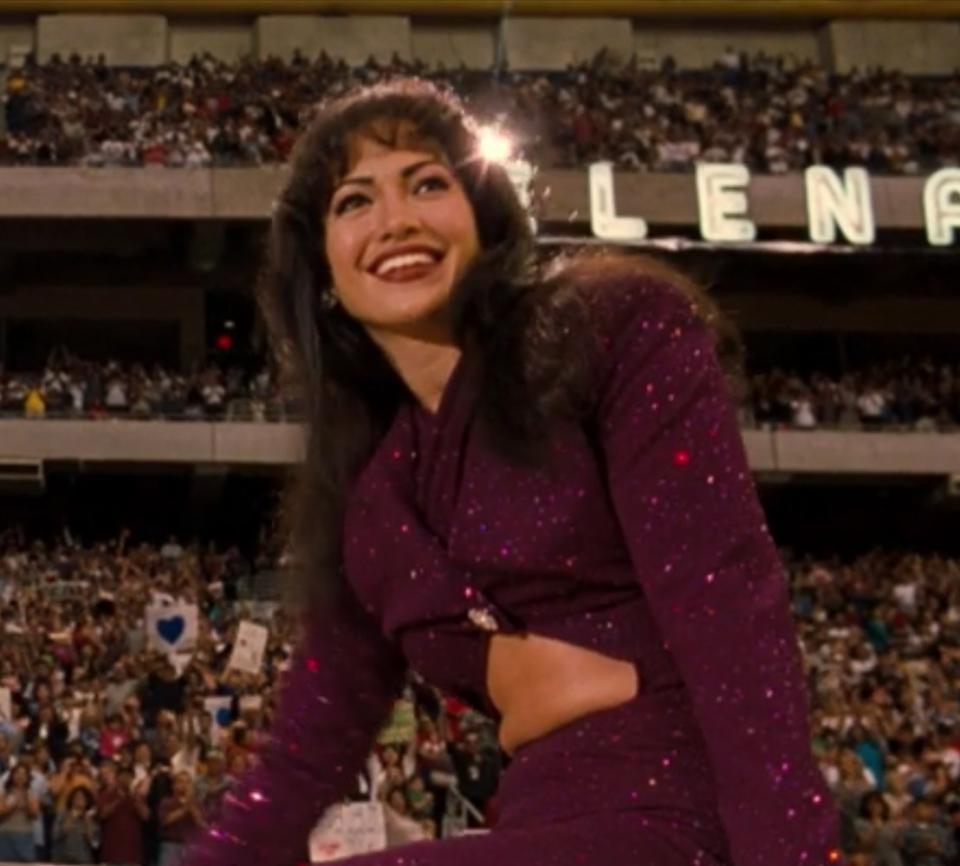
[334,193,368,215]
[415,176,449,194]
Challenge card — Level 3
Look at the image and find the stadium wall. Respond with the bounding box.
[0,167,937,232]
[633,22,822,69]
[724,294,960,336]
[254,15,412,64]
[2,421,959,478]
[0,17,33,65]
[409,19,496,70]
[0,285,205,369]
[825,19,960,75]
[168,17,253,64]
[36,13,167,65]
[2,14,955,73]
[503,17,635,69]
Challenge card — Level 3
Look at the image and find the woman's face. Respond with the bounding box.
[323,122,480,344]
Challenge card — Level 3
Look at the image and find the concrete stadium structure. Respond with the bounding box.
[0,2,956,74]
[0,0,957,493]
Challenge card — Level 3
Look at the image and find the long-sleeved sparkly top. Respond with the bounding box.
[182,273,844,866]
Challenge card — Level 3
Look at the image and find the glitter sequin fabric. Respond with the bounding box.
[182,275,844,866]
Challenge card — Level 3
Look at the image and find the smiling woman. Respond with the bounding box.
[322,126,481,412]
[180,77,844,866]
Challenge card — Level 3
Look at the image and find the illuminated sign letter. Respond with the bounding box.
[924,168,960,247]
[696,163,756,242]
[588,162,647,241]
[805,167,875,245]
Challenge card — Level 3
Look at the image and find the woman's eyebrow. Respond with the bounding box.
[333,157,443,193]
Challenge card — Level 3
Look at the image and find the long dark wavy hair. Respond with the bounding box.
[258,77,742,613]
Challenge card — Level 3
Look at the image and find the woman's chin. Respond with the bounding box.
[360,298,454,341]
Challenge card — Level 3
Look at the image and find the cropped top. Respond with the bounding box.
[181,275,844,866]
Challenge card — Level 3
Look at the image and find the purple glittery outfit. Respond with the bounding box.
[182,275,844,866]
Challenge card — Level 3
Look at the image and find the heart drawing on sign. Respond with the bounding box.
[156,616,185,645]
[215,707,232,727]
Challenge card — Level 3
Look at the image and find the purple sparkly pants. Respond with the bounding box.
[327,672,732,866]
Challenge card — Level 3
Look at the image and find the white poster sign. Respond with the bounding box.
[145,603,198,655]
[226,621,268,675]
[309,802,387,862]
[203,696,233,741]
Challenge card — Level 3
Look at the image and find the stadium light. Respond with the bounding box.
[478,126,513,164]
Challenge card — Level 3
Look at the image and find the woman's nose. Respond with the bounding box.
[375,194,422,240]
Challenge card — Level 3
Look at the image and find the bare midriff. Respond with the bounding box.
[486,632,640,756]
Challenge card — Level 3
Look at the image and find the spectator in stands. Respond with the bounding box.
[883,767,916,822]
[7,514,960,862]
[0,763,40,862]
[853,791,903,866]
[192,752,229,815]
[98,761,149,866]
[50,752,96,815]
[386,786,410,820]
[142,660,187,729]
[858,382,891,429]
[899,797,956,866]
[449,730,499,829]
[100,712,133,762]
[157,770,205,866]
[22,384,44,420]
[50,785,97,864]
[2,49,958,175]
[130,742,154,796]
[24,705,69,766]
[404,773,436,830]
[161,536,185,562]
[0,734,12,776]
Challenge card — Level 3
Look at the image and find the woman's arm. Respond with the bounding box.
[594,278,844,866]
[180,588,406,866]
[160,799,189,828]
[84,811,97,842]
[0,794,16,819]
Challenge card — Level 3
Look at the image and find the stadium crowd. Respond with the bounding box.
[1,47,957,175]
[0,525,500,864]
[1,523,960,864]
[788,547,960,866]
[3,349,959,432]
[0,350,294,423]
[746,356,960,432]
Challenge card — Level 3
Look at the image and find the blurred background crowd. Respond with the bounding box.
[1,48,957,175]
[2,530,960,863]
[3,349,960,432]
[0,526,502,864]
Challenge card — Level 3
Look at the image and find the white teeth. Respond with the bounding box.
[375,252,439,276]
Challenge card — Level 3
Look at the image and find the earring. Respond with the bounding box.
[320,290,339,312]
